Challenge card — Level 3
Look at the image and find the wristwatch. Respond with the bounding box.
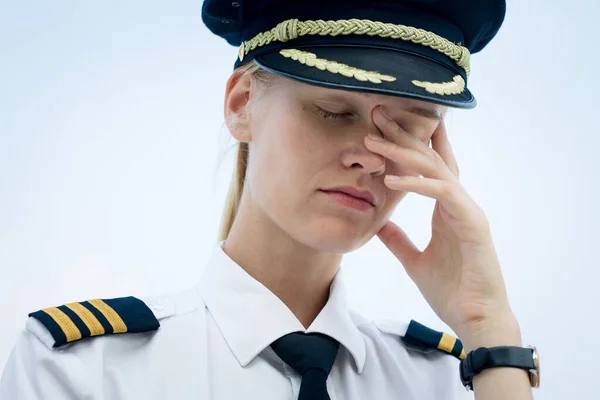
[459,345,540,390]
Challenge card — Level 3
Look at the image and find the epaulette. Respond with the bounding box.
[28,296,160,348]
[401,320,466,360]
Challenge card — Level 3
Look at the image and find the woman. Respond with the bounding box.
[1,0,540,399]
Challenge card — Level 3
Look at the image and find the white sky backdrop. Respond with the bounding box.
[1,1,599,399]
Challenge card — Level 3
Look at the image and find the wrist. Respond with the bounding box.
[459,313,522,353]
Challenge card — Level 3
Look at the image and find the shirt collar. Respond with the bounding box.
[196,241,366,374]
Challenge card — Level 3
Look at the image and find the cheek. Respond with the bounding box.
[280,114,322,165]
[252,101,305,164]
[375,186,408,225]
[249,107,328,206]
[277,107,337,171]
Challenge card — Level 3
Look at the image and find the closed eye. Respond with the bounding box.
[312,105,354,120]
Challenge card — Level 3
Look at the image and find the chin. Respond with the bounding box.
[295,216,369,254]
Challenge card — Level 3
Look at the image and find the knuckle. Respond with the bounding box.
[430,155,447,174]
[431,150,446,166]
[441,182,459,198]
[392,123,405,136]
[383,121,405,140]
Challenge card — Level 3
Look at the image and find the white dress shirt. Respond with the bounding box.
[1,242,473,399]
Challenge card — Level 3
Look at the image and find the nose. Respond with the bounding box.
[340,133,386,176]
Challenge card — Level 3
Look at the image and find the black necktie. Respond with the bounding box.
[270,332,340,400]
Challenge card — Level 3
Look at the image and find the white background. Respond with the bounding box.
[1,1,598,399]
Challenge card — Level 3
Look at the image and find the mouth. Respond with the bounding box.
[320,186,376,209]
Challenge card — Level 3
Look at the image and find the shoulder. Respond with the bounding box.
[1,287,206,398]
[349,311,471,398]
[21,286,205,351]
[350,310,466,361]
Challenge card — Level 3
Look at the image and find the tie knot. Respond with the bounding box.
[270,332,340,376]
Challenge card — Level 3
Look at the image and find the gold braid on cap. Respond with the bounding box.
[239,18,470,95]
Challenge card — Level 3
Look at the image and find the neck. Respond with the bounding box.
[223,195,342,329]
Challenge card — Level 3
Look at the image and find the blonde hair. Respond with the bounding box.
[218,61,276,241]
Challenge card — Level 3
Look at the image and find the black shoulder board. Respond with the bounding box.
[402,319,466,360]
[29,296,160,348]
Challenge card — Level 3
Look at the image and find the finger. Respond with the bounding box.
[365,135,455,180]
[372,106,422,152]
[377,220,421,270]
[370,106,457,181]
[384,175,480,225]
[431,120,460,179]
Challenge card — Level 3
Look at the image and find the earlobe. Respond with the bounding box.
[224,71,253,143]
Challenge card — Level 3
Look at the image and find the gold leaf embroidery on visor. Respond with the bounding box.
[412,75,466,95]
[279,49,396,84]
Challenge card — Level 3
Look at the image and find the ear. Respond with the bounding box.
[224,69,255,143]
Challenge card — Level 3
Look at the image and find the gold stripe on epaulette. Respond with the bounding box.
[41,307,82,343]
[240,18,471,78]
[65,302,105,337]
[437,332,457,354]
[88,299,128,333]
[459,348,466,360]
[279,49,396,84]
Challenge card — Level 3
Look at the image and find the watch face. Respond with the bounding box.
[528,345,540,388]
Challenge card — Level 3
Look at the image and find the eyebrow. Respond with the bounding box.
[403,106,443,121]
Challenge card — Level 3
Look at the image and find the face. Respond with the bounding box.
[229,73,444,253]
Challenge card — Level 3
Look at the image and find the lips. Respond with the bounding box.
[321,186,376,206]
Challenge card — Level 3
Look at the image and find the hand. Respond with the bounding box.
[365,106,516,342]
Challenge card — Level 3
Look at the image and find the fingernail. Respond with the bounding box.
[379,106,393,121]
[367,133,386,142]
[385,175,402,181]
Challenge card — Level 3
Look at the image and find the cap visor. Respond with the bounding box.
[255,46,476,109]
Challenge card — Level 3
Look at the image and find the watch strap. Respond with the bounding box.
[459,346,535,389]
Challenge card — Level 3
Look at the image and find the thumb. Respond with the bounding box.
[377,220,421,270]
